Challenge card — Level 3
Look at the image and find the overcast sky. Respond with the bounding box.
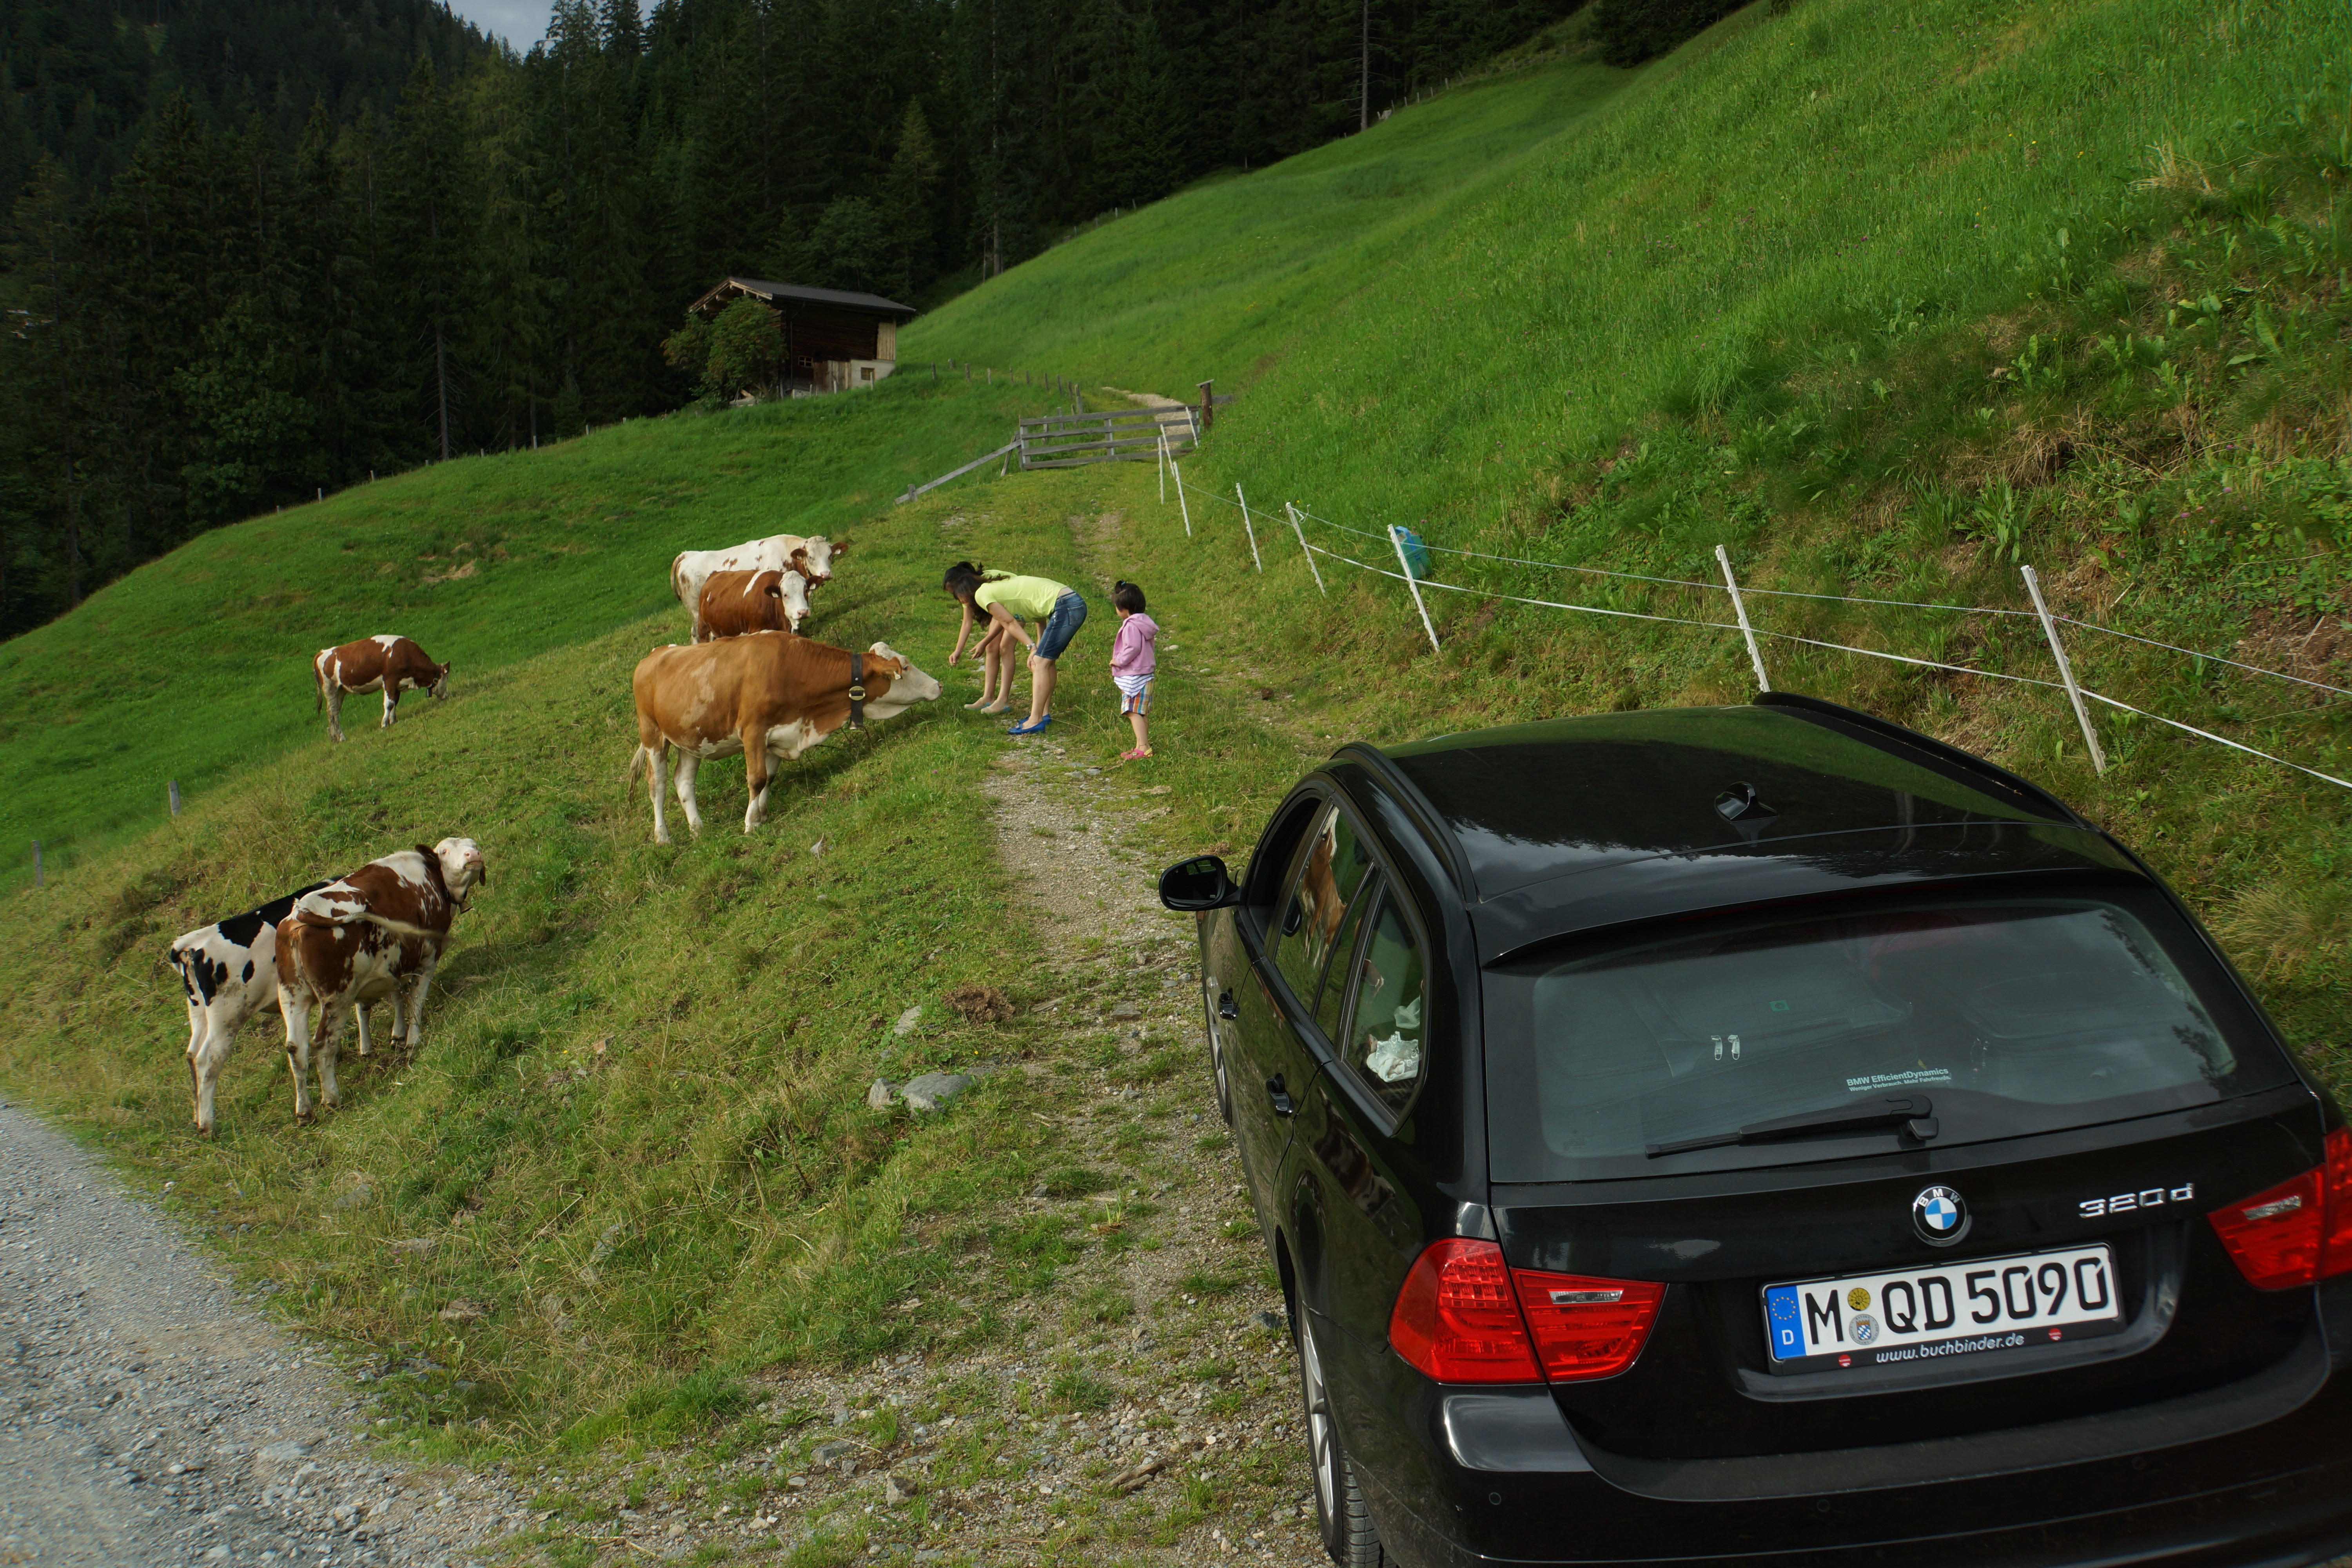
[449,0,554,51]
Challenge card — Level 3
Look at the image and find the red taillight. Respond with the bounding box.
[2208,1127,2352,1289]
[1513,1269,1668,1381]
[1389,1239,1541,1382]
[2327,1127,2352,1277]
[1388,1239,1662,1384]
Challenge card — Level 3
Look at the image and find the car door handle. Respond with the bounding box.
[1218,991,1238,1020]
[1265,1074,1297,1118]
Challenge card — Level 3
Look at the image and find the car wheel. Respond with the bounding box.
[1200,975,1234,1125]
[1298,1311,1388,1567]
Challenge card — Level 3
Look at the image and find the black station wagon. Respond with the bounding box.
[1159,693,2352,1568]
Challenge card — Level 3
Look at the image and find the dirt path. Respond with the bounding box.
[504,510,1330,1566]
[0,1104,530,1568]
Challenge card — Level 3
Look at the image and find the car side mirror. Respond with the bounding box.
[1160,855,1241,912]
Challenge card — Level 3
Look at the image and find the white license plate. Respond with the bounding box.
[1762,1243,2121,1371]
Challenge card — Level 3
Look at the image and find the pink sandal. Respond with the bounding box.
[1120,746,1153,761]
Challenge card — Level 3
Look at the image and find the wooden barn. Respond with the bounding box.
[688,276,917,394]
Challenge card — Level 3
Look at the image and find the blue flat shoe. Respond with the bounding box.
[1007,715,1053,736]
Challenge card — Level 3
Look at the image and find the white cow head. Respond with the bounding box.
[867,641,942,710]
[433,837,488,905]
[778,569,813,632]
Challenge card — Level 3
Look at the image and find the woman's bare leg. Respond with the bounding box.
[1027,654,1057,723]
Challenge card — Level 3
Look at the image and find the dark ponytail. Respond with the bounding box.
[944,560,1012,602]
[1112,580,1147,614]
[943,560,986,602]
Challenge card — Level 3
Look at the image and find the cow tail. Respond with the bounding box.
[359,912,443,940]
[626,743,646,797]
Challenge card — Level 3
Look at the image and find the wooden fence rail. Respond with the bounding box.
[895,390,1238,502]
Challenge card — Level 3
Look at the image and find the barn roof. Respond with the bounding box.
[690,276,919,319]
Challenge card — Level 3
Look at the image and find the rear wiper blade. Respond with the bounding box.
[1646,1097,1935,1158]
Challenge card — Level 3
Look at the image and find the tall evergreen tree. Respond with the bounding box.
[387,55,474,461]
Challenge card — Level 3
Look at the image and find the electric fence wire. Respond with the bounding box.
[1169,469,2352,793]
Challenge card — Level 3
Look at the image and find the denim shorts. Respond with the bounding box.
[1034,591,1088,661]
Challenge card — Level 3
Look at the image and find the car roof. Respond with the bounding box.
[1335,695,2132,956]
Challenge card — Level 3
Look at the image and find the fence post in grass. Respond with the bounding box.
[1158,429,1168,505]
[169,780,181,817]
[31,840,40,887]
[1286,503,1327,594]
[2022,565,2107,774]
[1172,456,1193,536]
[1198,380,1215,434]
[1390,525,1441,654]
[1715,544,1771,693]
[1234,484,1264,572]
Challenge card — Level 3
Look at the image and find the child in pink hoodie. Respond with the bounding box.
[1110,580,1158,760]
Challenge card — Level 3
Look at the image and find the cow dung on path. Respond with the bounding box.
[943,983,1014,1025]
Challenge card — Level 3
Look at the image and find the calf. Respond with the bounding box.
[168,882,331,1135]
[693,568,812,642]
[627,634,940,842]
[669,534,848,622]
[313,635,452,742]
[274,837,486,1121]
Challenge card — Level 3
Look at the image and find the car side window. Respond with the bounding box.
[1272,806,1377,1013]
[1314,876,1382,1038]
[1339,890,1427,1113]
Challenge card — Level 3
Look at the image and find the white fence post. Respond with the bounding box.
[1158,429,1167,505]
[2022,565,2107,774]
[1172,457,1192,536]
[1390,525,1441,654]
[1234,484,1264,572]
[1715,544,1771,693]
[1285,503,1326,594]
[169,780,181,817]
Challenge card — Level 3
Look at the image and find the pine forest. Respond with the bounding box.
[0,0,1586,637]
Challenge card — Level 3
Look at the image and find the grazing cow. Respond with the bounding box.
[627,634,940,842]
[314,635,452,742]
[693,568,812,642]
[273,838,487,1121]
[168,882,332,1135]
[669,534,849,621]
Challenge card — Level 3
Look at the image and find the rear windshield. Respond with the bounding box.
[1483,888,2294,1181]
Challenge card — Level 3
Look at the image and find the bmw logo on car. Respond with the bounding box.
[1913,1184,1969,1246]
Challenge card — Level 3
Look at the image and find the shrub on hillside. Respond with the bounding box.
[661,296,785,404]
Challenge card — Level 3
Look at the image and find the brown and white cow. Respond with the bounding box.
[313,635,452,742]
[693,568,813,642]
[169,881,330,1135]
[669,534,849,622]
[273,837,486,1121]
[627,634,940,842]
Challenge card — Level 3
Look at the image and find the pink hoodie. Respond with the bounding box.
[1111,612,1158,678]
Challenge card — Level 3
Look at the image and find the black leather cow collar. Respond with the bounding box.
[848,652,867,728]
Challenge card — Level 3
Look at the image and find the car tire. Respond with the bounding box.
[1299,1311,1389,1567]
[1200,975,1234,1125]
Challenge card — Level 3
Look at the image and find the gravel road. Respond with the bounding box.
[0,1102,522,1568]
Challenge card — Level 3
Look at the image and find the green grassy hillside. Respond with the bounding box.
[0,376,1038,886]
